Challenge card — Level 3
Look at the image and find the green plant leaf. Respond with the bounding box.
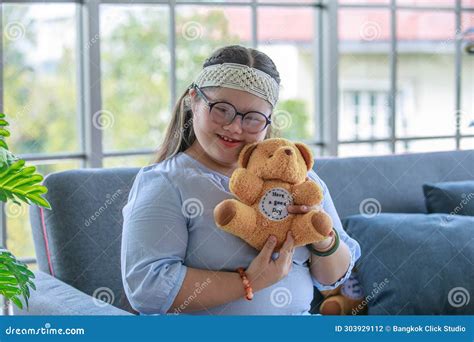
[0,159,51,209]
[0,114,47,310]
[0,129,10,138]
[0,251,35,310]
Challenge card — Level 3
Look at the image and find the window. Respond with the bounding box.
[338,0,474,156]
[3,4,80,155]
[2,3,81,267]
[257,7,318,141]
[101,5,171,153]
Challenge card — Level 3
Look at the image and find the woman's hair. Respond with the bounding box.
[153,45,281,163]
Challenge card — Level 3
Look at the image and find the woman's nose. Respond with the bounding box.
[223,116,243,134]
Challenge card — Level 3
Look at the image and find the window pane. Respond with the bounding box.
[463,0,474,6]
[396,139,456,153]
[101,5,170,152]
[339,142,392,157]
[339,0,389,4]
[258,0,321,3]
[396,11,456,138]
[6,161,81,259]
[461,138,474,150]
[258,7,316,141]
[176,6,251,93]
[103,155,154,168]
[177,0,249,2]
[309,145,324,158]
[339,9,391,141]
[27,263,38,272]
[3,4,79,155]
[461,12,474,135]
[397,0,455,7]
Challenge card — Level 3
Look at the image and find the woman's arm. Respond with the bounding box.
[168,268,250,314]
[308,237,351,286]
[288,170,361,290]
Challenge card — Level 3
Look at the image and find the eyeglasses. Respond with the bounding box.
[191,84,272,134]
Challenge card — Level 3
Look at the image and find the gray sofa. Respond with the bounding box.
[13,149,474,315]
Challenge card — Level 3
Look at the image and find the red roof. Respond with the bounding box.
[220,4,474,43]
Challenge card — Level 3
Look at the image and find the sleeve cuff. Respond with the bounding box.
[160,264,188,314]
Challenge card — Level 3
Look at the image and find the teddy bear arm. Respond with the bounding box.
[230,168,264,205]
[291,180,323,206]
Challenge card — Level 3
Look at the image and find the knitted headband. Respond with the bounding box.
[193,63,280,107]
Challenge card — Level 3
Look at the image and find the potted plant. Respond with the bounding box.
[0,112,50,311]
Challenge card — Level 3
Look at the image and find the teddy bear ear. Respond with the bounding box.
[238,142,258,168]
[294,142,314,171]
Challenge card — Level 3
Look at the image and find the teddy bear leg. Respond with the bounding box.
[291,211,333,246]
[319,295,346,315]
[214,199,257,239]
[310,210,333,237]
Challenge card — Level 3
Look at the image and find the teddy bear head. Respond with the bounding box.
[237,138,314,184]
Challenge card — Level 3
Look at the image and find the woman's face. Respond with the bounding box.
[189,86,272,168]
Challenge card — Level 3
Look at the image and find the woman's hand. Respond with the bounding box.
[245,231,295,292]
[287,204,334,250]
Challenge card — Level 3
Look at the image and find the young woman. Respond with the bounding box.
[121,45,361,315]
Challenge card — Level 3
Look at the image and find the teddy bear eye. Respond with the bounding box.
[268,154,273,158]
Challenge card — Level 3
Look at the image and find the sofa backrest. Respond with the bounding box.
[315,149,474,218]
[30,149,473,313]
[30,167,140,314]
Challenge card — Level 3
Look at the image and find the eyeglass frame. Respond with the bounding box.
[189,83,272,133]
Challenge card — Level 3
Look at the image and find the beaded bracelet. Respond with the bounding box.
[236,267,254,300]
[306,227,340,257]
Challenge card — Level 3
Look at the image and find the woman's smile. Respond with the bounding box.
[216,133,243,148]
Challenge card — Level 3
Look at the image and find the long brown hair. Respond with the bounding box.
[153,45,281,163]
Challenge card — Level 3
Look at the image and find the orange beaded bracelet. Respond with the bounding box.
[236,267,254,300]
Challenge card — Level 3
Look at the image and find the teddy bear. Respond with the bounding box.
[318,270,366,315]
[213,138,333,251]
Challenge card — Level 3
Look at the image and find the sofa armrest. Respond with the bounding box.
[13,271,133,316]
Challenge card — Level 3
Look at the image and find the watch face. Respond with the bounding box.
[341,274,364,300]
[259,188,293,221]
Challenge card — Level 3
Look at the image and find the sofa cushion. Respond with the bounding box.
[423,180,474,216]
[343,213,474,315]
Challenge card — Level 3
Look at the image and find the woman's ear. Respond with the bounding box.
[238,142,258,168]
[294,142,314,171]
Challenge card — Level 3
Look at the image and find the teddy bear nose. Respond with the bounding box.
[284,149,293,156]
